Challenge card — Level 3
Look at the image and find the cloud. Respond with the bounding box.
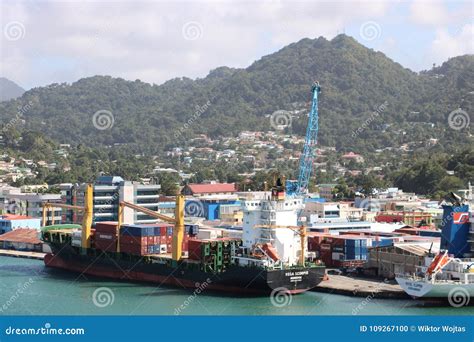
[430,24,474,63]
[409,0,470,26]
[0,0,470,89]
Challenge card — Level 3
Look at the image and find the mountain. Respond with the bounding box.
[0,35,472,154]
[0,77,25,102]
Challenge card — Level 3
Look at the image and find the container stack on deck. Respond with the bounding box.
[116,223,199,256]
[94,222,118,252]
[44,221,202,257]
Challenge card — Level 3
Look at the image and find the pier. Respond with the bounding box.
[0,249,46,260]
[313,274,409,299]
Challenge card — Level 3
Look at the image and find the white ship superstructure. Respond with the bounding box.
[235,196,304,268]
[396,253,474,299]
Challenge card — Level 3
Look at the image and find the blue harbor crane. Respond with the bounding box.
[286,82,321,196]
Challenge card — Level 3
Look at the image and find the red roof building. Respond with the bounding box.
[182,183,237,196]
[0,228,43,251]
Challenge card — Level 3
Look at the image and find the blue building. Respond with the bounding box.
[185,198,240,220]
[0,215,42,235]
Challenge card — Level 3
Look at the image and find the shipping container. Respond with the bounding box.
[120,225,154,237]
[94,222,119,234]
[120,235,148,245]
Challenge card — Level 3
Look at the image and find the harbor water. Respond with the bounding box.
[0,256,472,316]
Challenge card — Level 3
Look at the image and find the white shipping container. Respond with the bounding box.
[197,229,219,240]
[72,230,82,239]
[332,252,343,261]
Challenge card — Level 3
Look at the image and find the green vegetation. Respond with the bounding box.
[0,35,472,197]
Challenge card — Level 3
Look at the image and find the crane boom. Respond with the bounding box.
[287,82,321,196]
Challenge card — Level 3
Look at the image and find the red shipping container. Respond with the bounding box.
[120,235,147,245]
[95,222,119,234]
[188,239,203,261]
[147,236,154,245]
[160,227,166,236]
[96,233,116,240]
[182,240,188,251]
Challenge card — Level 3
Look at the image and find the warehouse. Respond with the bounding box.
[366,244,431,279]
[0,228,44,252]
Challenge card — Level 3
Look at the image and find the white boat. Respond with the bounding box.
[396,251,474,305]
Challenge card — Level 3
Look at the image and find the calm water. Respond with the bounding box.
[0,256,472,316]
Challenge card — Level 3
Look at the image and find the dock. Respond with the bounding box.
[0,249,46,260]
[313,274,409,299]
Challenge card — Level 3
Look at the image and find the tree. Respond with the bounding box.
[157,172,180,195]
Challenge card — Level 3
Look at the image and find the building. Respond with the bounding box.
[1,185,63,225]
[375,211,433,226]
[182,183,237,197]
[0,214,41,234]
[0,228,44,252]
[60,176,162,225]
[366,244,432,279]
[184,196,240,220]
[341,152,364,163]
[219,203,243,224]
[317,184,337,201]
[1,192,62,226]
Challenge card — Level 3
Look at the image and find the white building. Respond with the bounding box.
[60,176,162,225]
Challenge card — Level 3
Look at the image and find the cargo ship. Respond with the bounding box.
[396,193,474,304]
[395,252,474,301]
[42,184,325,295]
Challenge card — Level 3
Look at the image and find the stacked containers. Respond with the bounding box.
[120,224,156,255]
[343,237,368,261]
[118,223,199,256]
[94,222,119,252]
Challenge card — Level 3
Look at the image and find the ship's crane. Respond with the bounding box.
[117,196,185,261]
[42,185,186,262]
[42,184,93,248]
[286,82,321,196]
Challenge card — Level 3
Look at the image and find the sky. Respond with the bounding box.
[0,0,473,90]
